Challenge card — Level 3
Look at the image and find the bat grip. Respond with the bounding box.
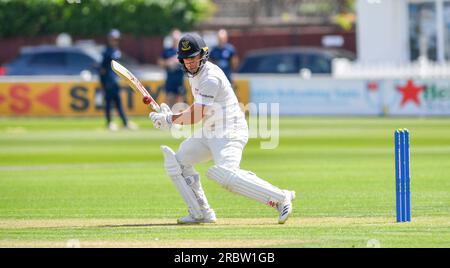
[152,103,161,113]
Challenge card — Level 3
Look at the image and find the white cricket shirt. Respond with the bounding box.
[188,61,246,131]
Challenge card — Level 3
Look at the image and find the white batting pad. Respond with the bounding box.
[161,145,203,219]
[206,165,286,208]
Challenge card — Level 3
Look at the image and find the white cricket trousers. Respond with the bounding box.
[175,124,249,170]
[173,120,288,213]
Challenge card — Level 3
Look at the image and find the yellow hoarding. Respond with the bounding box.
[0,79,249,116]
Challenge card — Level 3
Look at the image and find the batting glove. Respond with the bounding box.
[149,103,173,130]
[159,103,172,115]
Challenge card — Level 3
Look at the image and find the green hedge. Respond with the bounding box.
[0,0,213,38]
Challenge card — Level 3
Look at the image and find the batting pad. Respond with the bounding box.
[206,165,286,207]
[161,145,203,219]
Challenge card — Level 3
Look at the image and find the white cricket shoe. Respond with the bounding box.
[177,209,217,224]
[108,122,118,132]
[125,121,139,130]
[277,190,296,224]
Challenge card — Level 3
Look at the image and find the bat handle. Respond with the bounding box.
[152,103,161,113]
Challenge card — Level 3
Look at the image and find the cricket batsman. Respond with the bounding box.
[149,33,296,224]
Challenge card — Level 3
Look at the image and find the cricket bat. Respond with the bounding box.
[111,60,161,112]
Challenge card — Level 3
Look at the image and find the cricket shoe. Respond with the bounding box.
[177,209,217,224]
[277,190,296,224]
[125,121,139,130]
[108,122,118,132]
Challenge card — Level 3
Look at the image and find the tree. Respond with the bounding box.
[0,0,214,38]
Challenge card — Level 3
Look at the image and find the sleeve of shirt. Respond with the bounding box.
[228,44,236,57]
[194,77,221,106]
[101,50,110,70]
[160,49,168,59]
[209,47,217,61]
[111,49,121,61]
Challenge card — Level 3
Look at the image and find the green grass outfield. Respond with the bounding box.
[0,116,449,248]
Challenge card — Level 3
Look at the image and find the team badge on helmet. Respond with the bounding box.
[181,41,191,51]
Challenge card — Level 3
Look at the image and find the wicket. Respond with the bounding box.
[394,129,411,222]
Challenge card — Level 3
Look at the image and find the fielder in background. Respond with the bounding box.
[149,33,296,224]
[99,29,137,131]
[158,29,185,108]
[209,29,239,86]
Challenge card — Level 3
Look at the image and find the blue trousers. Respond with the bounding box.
[103,83,128,126]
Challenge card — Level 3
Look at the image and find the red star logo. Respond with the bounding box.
[397,80,424,107]
[367,81,378,92]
